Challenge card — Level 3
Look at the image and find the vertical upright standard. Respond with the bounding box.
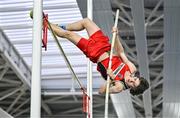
[104,9,119,118]
[30,0,43,118]
[87,0,93,118]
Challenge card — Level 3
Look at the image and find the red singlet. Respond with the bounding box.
[97,56,130,81]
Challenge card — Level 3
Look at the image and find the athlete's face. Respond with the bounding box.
[125,76,140,88]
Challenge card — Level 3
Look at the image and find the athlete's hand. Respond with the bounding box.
[111,27,119,34]
[98,83,106,94]
[107,68,116,79]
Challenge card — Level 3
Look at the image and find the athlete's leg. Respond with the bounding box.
[49,23,82,45]
[49,18,102,45]
[65,18,101,37]
[49,18,101,44]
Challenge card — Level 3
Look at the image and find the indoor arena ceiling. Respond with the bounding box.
[0,0,166,118]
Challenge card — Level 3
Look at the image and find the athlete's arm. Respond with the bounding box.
[98,69,116,94]
[112,27,137,73]
[109,81,124,94]
[98,68,124,94]
[119,52,137,73]
[98,81,124,94]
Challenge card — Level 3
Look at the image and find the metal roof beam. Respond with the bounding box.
[130,0,152,117]
[0,108,13,118]
[0,29,31,88]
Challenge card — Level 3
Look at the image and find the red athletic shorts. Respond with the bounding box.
[77,30,111,63]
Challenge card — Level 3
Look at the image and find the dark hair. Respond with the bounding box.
[130,77,149,96]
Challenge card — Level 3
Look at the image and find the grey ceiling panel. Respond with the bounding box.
[163,0,180,117]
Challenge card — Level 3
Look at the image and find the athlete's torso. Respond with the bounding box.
[97,54,130,81]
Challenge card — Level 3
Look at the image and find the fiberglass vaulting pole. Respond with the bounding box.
[104,9,119,118]
[30,0,43,118]
[87,0,93,118]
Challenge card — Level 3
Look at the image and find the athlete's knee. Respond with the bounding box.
[83,18,93,26]
[84,18,91,23]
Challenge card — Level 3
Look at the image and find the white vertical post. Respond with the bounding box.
[87,0,93,118]
[30,0,43,118]
[104,9,119,118]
